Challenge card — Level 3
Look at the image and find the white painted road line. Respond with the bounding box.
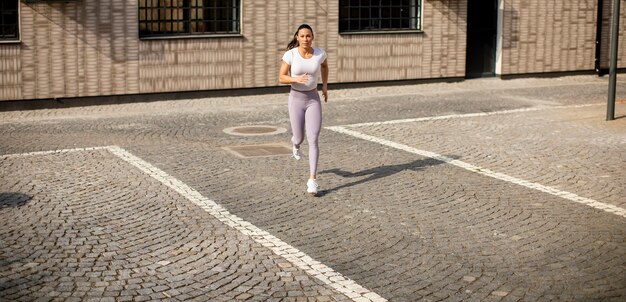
[342,104,599,128]
[2,146,387,301]
[105,146,387,302]
[1,146,111,159]
[326,126,626,219]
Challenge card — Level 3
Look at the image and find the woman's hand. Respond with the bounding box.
[295,73,309,84]
[321,58,329,102]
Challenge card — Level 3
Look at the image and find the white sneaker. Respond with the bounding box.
[292,146,301,160]
[307,179,318,196]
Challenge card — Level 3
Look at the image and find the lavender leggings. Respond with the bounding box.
[288,89,322,176]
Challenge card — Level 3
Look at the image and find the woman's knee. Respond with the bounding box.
[292,135,304,145]
[307,136,319,146]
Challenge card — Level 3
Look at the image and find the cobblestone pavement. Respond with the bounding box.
[1,75,625,301]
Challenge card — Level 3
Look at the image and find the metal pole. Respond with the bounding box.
[607,0,621,121]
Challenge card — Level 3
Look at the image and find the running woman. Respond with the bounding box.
[279,24,329,196]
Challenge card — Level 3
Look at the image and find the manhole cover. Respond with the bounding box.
[222,143,292,158]
[223,125,286,136]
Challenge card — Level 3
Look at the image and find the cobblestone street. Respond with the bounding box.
[1,75,625,301]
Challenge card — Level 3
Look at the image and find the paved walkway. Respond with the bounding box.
[1,75,625,301]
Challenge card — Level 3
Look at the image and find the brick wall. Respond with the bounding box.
[1,0,623,101]
[337,0,467,82]
[597,0,626,71]
[0,44,20,100]
[0,0,468,100]
[138,0,334,93]
[1,1,140,100]
[500,0,625,75]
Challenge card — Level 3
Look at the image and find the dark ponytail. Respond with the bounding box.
[286,24,314,50]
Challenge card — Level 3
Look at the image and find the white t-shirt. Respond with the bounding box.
[282,48,327,91]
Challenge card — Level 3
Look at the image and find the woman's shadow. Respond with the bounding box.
[318,156,457,196]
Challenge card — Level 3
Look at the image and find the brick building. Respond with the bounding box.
[0,0,624,102]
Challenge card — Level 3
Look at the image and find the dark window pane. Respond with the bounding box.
[339,19,349,31]
[339,0,421,32]
[401,7,409,18]
[0,1,19,40]
[350,8,360,19]
[392,8,401,18]
[360,19,370,30]
[5,13,17,24]
[340,7,350,19]
[349,20,359,31]
[381,7,390,18]
[392,19,402,29]
[139,0,240,37]
[205,8,216,20]
[370,19,380,29]
[360,7,369,19]
[205,20,216,32]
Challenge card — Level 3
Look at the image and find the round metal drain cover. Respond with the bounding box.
[223,125,287,136]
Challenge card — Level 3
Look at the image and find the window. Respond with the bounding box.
[139,0,240,38]
[339,0,422,33]
[0,1,19,41]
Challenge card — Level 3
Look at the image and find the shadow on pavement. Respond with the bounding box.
[0,193,33,209]
[318,156,456,196]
